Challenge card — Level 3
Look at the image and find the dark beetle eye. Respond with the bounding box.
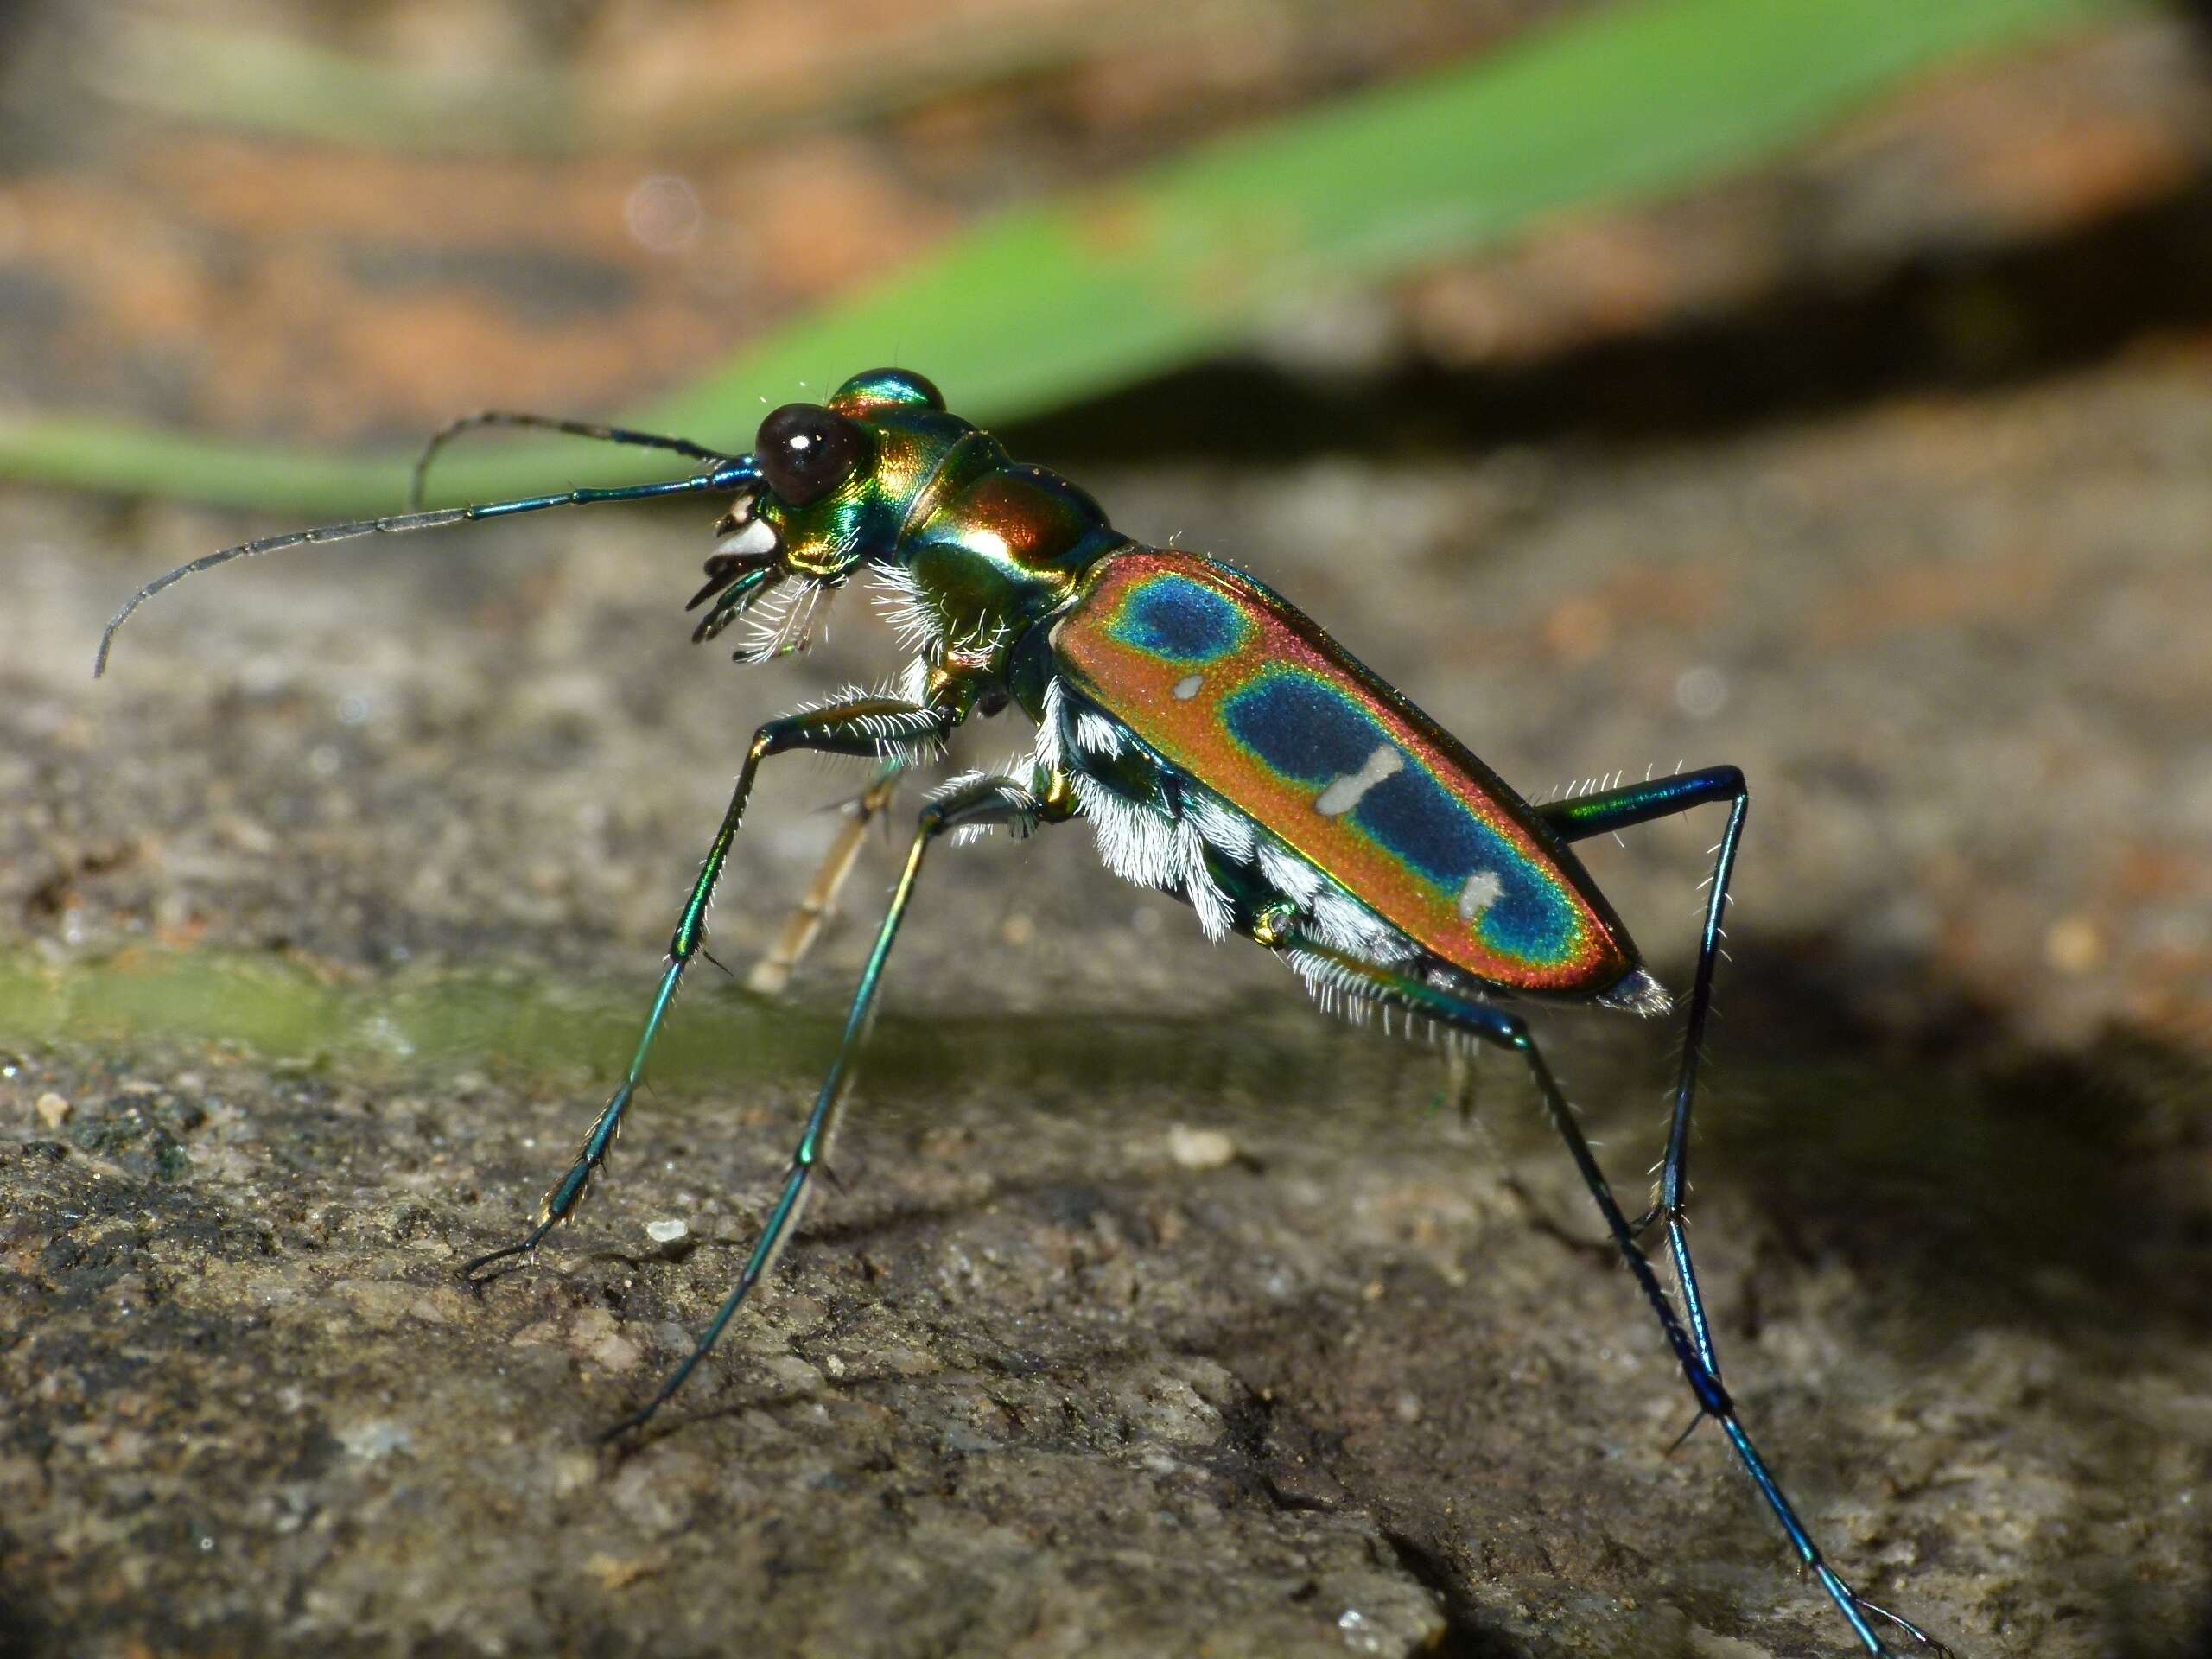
[755,404,865,506]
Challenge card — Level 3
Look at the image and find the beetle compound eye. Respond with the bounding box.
[755,404,866,506]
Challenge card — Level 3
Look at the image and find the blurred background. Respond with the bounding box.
[1,3,2208,1656]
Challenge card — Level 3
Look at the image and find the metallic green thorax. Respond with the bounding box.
[736,368,1126,705]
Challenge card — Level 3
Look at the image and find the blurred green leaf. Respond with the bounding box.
[87,21,579,153]
[1,0,2127,515]
[89,5,1172,156]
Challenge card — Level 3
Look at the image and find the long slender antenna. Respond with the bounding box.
[409,412,728,510]
[94,463,758,679]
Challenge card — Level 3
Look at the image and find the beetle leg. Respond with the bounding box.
[1539,766,1746,1383]
[602,771,1060,1440]
[744,758,910,995]
[1273,933,1948,1659]
[461,697,956,1285]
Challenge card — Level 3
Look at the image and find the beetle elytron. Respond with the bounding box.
[99,368,1949,1656]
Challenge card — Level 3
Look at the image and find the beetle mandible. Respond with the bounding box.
[97,367,1949,1657]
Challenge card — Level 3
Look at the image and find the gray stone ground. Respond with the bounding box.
[3,351,2210,1657]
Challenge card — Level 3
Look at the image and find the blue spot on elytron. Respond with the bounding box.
[1108,575,1248,664]
[1355,768,1578,963]
[1221,671,1376,783]
[1225,669,1580,967]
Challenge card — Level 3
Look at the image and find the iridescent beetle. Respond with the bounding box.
[97,368,1948,1657]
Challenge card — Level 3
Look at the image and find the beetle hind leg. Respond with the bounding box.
[1540,766,1746,1360]
[1274,931,1950,1659]
[744,758,910,995]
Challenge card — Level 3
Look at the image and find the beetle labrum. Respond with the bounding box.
[97,368,1948,1656]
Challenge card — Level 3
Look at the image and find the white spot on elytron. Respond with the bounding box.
[1314,745,1402,817]
[1457,868,1504,923]
[1172,674,1204,700]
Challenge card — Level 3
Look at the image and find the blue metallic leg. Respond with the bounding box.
[1541,765,1745,1381]
[602,772,1058,1440]
[408,411,729,509]
[461,698,955,1284]
[94,461,760,678]
[1546,768,1946,1651]
[1281,931,1949,1658]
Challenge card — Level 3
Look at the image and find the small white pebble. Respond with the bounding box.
[1338,1606,1382,1653]
[1166,1124,1236,1171]
[337,1420,411,1461]
[645,1218,689,1244]
[34,1092,71,1128]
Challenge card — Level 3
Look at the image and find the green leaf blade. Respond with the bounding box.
[2,0,2129,512]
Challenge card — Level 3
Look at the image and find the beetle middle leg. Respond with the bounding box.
[1276,931,1946,1658]
[460,696,955,1283]
[602,769,1066,1440]
[744,757,909,995]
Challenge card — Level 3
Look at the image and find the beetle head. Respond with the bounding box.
[686,366,969,660]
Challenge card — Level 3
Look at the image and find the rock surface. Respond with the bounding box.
[4,10,2212,1655]
[5,340,2210,1656]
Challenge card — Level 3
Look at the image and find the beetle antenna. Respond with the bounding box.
[409,412,728,511]
[94,463,758,678]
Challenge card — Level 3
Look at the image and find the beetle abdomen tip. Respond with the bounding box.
[1598,967,1670,1017]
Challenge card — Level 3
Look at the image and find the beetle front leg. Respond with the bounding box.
[460,696,955,1284]
[602,769,1063,1440]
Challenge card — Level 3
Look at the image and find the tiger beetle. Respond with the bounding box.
[97,368,1951,1656]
